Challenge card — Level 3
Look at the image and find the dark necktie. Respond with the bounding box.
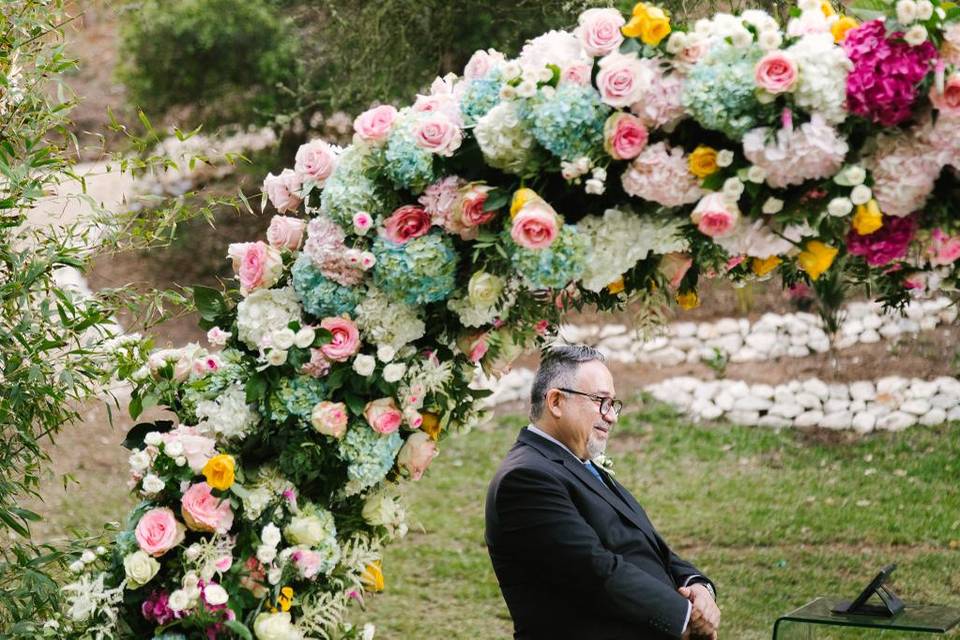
[584,460,608,489]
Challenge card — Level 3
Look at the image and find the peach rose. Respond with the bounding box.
[596,51,652,108]
[690,193,740,238]
[311,401,349,438]
[319,316,360,362]
[413,113,462,157]
[604,112,649,160]
[181,482,234,534]
[266,215,306,251]
[135,507,186,557]
[382,205,431,244]
[930,73,960,115]
[510,201,559,250]
[658,252,693,289]
[398,432,438,481]
[227,241,283,295]
[755,51,798,94]
[262,169,302,214]
[363,397,404,435]
[294,139,338,185]
[353,105,398,143]
[576,8,625,57]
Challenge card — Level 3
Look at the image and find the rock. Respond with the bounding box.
[729,347,761,363]
[697,323,720,340]
[738,396,774,412]
[852,412,876,433]
[808,327,828,342]
[672,337,701,351]
[865,403,892,418]
[828,384,850,400]
[738,318,751,334]
[935,376,960,395]
[672,322,698,338]
[878,323,902,338]
[919,407,947,426]
[759,415,793,428]
[669,377,700,393]
[693,382,719,400]
[904,302,924,320]
[607,349,636,363]
[599,324,627,338]
[796,311,819,325]
[809,338,831,353]
[715,318,741,335]
[849,381,876,402]
[774,388,793,405]
[802,378,830,400]
[685,350,701,364]
[600,335,633,351]
[752,384,775,399]
[909,381,938,399]
[824,398,850,413]
[714,392,735,412]
[947,406,960,421]
[650,347,686,367]
[649,386,675,404]
[770,343,788,358]
[841,319,864,337]
[877,376,907,395]
[821,411,853,430]
[728,380,751,398]
[784,318,807,335]
[901,399,931,416]
[699,403,724,420]
[930,394,955,409]
[878,411,915,431]
[769,403,804,419]
[787,346,811,358]
[849,399,867,413]
[727,410,760,426]
[795,392,822,409]
[795,410,825,427]
[706,334,743,354]
[920,316,938,331]
[789,332,809,346]
[862,313,883,330]
[641,336,670,352]
[745,333,778,353]
[940,306,958,323]
[834,334,859,350]
[898,319,920,334]
[859,329,881,344]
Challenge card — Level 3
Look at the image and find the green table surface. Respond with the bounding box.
[776,597,960,633]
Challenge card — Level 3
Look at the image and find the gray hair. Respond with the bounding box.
[529,344,606,421]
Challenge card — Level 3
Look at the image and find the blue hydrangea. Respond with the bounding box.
[372,233,458,305]
[518,84,610,162]
[509,224,589,289]
[268,374,329,422]
[682,43,774,140]
[338,426,403,495]
[291,254,364,319]
[460,70,504,124]
[383,120,437,194]
[320,145,399,228]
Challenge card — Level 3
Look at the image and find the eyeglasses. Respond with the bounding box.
[555,388,623,417]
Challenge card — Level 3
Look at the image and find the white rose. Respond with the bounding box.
[746,165,767,184]
[844,165,866,186]
[294,328,315,349]
[175,456,187,467]
[123,551,160,588]
[467,271,504,308]
[758,29,783,51]
[762,197,784,214]
[362,623,376,640]
[69,560,85,573]
[904,24,927,46]
[81,550,97,564]
[272,328,296,350]
[353,354,377,377]
[502,61,522,80]
[256,544,277,565]
[850,185,873,205]
[96,546,107,556]
[144,432,163,447]
[799,0,820,10]
[376,345,396,363]
[183,572,200,590]
[827,197,854,217]
[266,349,288,366]
[168,589,191,612]
[665,31,687,54]
[897,0,918,24]
[383,363,407,383]
[262,523,282,548]
[732,29,753,48]
[128,449,151,473]
[723,177,745,199]
[285,514,331,547]
[585,178,606,195]
[499,84,517,100]
[917,0,934,20]
[141,474,165,494]
[164,440,184,457]
[203,583,229,606]
[254,612,303,640]
[716,150,734,167]
[267,565,283,585]
[592,166,607,181]
[515,79,537,98]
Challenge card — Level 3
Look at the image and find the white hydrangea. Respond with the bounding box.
[195,383,259,440]
[236,286,301,351]
[787,33,852,124]
[577,208,688,292]
[714,219,796,258]
[355,287,426,349]
[517,29,590,75]
[362,488,408,538]
[474,101,538,175]
[742,114,849,188]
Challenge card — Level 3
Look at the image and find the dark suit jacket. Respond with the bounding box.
[485,427,714,640]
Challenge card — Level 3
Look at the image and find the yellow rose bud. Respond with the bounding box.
[277,586,294,612]
[421,412,442,441]
[676,291,699,309]
[606,277,625,294]
[831,15,859,43]
[751,255,782,277]
[688,145,719,179]
[640,6,671,46]
[631,2,650,17]
[202,454,235,490]
[797,240,839,281]
[510,188,539,219]
[362,560,385,592]
[821,1,836,17]
[622,15,646,38]
[852,199,883,235]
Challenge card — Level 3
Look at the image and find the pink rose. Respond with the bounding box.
[755,51,798,94]
[510,201,559,249]
[658,252,693,289]
[561,62,593,86]
[456,331,489,363]
[463,48,505,79]
[927,228,960,265]
[266,215,306,251]
[135,507,186,557]
[413,113,462,157]
[319,316,360,362]
[294,140,338,185]
[353,211,374,235]
[604,112,649,160]
[181,482,234,534]
[691,193,740,238]
[363,397,404,435]
[534,319,550,335]
[576,8,625,57]
[227,241,284,295]
[353,105,398,143]
[451,185,497,237]
[311,400,349,438]
[291,549,324,579]
[161,426,216,473]
[596,51,652,108]
[262,169,302,214]
[677,37,710,66]
[930,74,960,115]
[382,205,432,244]
[397,432,438,481]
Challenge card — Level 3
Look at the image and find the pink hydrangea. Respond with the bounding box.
[742,114,849,189]
[302,216,364,286]
[867,127,941,217]
[846,214,917,266]
[844,20,938,126]
[621,142,703,207]
[630,62,686,131]
[419,175,467,228]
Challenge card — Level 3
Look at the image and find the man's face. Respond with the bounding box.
[554,360,618,460]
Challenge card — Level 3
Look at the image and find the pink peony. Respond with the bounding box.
[135,508,186,557]
[319,316,360,362]
[510,201,559,250]
[596,51,652,108]
[192,355,221,377]
[846,214,917,266]
[262,169,302,214]
[311,400,349,438]
[382,205,431,244]
[162,425,217,473]
[658,252,693,289]
[575,8,625,57]
[621,142,703,207]
[930,73,960,115]
[266,215,306,251]
[363,397,404,435]
[353,105,398,143]
[181,482,234,534]
[294,140,338,185]
[463,48,505,80]
[691,193,740,238]
[413,113,462,156]
[755,51,798,94]
[397,432,438,481]
[926,228,960,266]
[603,112,648,160]
[227,241,284,295]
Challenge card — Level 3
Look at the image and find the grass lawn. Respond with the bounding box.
[365,398,960,639]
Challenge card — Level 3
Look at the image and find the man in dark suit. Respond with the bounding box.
[485,345,720,639]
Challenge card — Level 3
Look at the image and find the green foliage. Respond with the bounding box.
[118,0,301,126]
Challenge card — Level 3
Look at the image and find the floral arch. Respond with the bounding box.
[63,1,960,638]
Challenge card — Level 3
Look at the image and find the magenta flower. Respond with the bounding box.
[141,590,182,625]
[846,214,918,266]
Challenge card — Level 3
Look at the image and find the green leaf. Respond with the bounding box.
[483,188,510,212]
[193,286,228,322]
[245,373,269,404]
[225,620,254,640]
[344,392,365,416]
[700,172,726,192]
[123,420,174,450]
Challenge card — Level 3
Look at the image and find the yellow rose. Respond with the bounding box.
[751,255,782,277]
[688,145,719,179]
[676,291,699,309]
[852,199,883,235]
[640,6,671,46]
[277,586,294,612]
[631,2,650,17]
[606,277,625,294]
[831,15,859,43]
[510,188,539,219]
[202,454,235,490]
[362,560,385,592]
[622,3,649,38]
[797,241,839,281]
[421,412,442,441]
[820,1,836,17]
